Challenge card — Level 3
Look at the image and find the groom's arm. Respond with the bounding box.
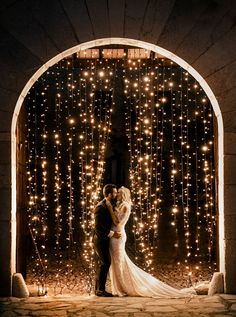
[94,205,111,238]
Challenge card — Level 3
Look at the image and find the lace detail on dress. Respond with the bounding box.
[109,202,196,298]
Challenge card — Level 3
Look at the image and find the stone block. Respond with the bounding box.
[224,215,236,240]
[124,0,155,40]
[0,133,11,142]
[224,155,236,185]
[193,27,236,79]
[223,111,236,133]
[206,60,236,103]
[0,0,78,61]
[230,303,236,312]
[139,0,175,44]
[224,185,236,216]
[109,0,125,37]
[0,312,17,317]
[12,273,29,298]
[158,0,208,54]
[0,164,11,188]
[220,294,236,300]
[60,1,94,43]
[0,188,11,221]
[176,1,233,65]
[29,1,79,53]
[0,141,11,165]
[64,0,110,40]
[0,89,18,116]
[0,70,24,101]
[224,133,236,155]
[0,28,42,90]
[224,238,236,293]
[217,89,236,115]
[0,220,13,296]
[208,272,224,295]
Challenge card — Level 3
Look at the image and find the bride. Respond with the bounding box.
[106,186,196,298]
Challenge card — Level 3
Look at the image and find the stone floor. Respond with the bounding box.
[1,294,236,317]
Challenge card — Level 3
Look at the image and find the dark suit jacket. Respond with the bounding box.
[93,199,113,240]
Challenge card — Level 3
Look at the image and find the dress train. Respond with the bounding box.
[109,202,196,298]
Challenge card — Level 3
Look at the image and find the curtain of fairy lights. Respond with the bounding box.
[25,54,115,295]
[25,49,216,294]
[124,56,216,280]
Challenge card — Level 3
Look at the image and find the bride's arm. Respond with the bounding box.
[105,200,119,225]
[117,204,131,226]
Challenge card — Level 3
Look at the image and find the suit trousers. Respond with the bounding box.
[93,236,111,292]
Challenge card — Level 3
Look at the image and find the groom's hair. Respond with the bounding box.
[103,184,116,197]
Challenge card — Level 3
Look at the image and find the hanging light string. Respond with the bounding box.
[77,57,115,293]
[208,104,215,264]
[124,56,216,281]
[125,62,138,257]
[169,62,179,244]
[125,57,163,272]
[156,60,164,236]
[179,67,186,260]
[53,63,64,293]
[125,59,143,263]
[201,93,215,263]
[149,57,157,249]
[25,80,49,295]
[25,49,217,293]
[78,60,96,288]
[185,72,191,261]
[64,59,76,285]
[39,79,49,293]
[76,60,93,293]
[194,80,201,260]
[152,60,160,243]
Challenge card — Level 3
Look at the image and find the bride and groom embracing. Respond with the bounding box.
[93,184,196,298]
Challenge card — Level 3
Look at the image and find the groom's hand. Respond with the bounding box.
[113,231,121,239]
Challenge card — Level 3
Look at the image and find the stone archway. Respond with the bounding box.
[11,37,224,294]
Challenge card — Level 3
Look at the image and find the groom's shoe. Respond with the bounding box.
[95,290,113,297]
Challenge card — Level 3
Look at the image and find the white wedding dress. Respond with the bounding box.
[109,201,196,298]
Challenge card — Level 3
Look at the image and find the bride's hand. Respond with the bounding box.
[112,214,119,226]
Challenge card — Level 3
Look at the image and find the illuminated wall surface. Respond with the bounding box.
[24,48,216,295]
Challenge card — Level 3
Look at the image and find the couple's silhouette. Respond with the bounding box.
[93,184,196,298]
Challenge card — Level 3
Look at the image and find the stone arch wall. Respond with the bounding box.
[0,0,236,295]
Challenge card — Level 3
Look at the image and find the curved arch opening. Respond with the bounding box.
[11,38,224,285]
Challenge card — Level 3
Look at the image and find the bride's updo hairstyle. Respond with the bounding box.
[119,186,131,204]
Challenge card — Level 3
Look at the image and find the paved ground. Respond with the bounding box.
[1,294,236,317]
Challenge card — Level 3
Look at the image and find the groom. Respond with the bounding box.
[93,184,121,297]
